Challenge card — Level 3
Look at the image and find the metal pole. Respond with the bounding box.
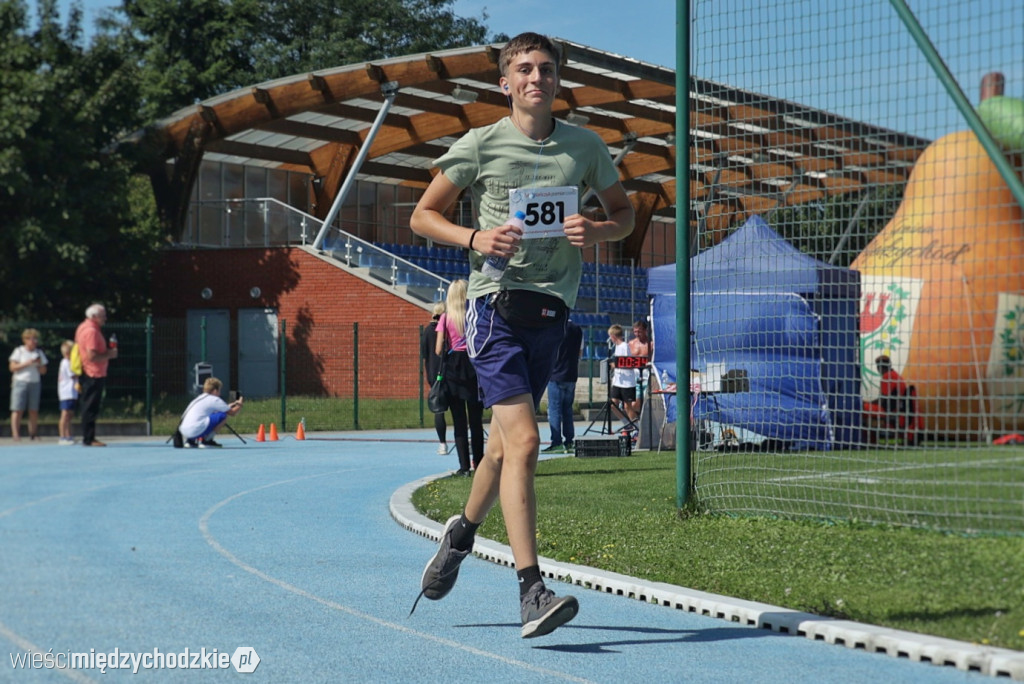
[828,188,875,265]
[889,0,1024,213]
[200,316,207,363]
[312,81,400,250]
[280,319,287,432]
[676,0,692,508]
[145,314,153,435]
[353,322,360,430]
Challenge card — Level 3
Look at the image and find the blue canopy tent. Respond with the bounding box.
[648,215,862,450]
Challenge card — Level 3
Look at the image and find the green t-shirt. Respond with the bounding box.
[435,117,621,309]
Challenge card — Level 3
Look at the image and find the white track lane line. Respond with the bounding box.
[198,471,596,684]
[0,621,98,683]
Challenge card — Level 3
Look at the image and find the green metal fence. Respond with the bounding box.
[682,0,1024,534]
[1,318,609,438]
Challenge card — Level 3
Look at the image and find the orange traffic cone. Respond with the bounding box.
[296,421,306,441]
[256,424,266,442]
[269,423,279,441]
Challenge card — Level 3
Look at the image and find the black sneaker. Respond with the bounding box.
[520,582,579,638]
[201,437,223,448]
[563,440,574,453]
[420,515,471,601]
[541,443,563,453]
[184,439,198,449]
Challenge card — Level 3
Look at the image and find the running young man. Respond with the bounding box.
[410,32,634,637]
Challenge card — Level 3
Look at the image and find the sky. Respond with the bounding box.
[41,0,678,69]
[38,0,1024,140]
[452,0,676,69]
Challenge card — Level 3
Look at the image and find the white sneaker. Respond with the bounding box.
[58,438,74,446]
[436,443,448,455]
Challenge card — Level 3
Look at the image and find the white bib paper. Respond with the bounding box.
[508,186,579,239]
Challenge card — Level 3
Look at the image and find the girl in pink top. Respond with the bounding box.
[435,280,484,473]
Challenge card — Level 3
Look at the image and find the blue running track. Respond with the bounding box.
[0,432,1011,682]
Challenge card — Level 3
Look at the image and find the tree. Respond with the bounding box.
[0,0,161,322]
[248,0,495,83]
[109,0,497,123]
[1,0,497,322]
[110,0,263,121]
[770,184,904,268]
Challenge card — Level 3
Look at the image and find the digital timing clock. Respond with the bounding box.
[614,356,649,369]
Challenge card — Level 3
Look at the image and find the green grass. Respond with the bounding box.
[692,445,1024,534]
[411,451,1024,651]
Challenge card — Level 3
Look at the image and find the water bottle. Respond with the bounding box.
[108,334,118,350]
[481,210,525,282]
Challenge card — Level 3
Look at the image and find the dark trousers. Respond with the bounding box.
[449,396,485,471]
[79,374,106,444]
[433,411,447,443]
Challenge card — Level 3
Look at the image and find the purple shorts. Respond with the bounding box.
[466,295,566,408]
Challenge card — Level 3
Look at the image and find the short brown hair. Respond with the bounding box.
[498,32,561,78]
[203,377,223,394]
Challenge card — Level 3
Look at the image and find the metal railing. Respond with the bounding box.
[185,197,319,247]
[183,197,451,302]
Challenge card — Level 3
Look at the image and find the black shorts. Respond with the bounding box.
[610,385,636,403]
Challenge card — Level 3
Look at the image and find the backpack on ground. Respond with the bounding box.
[69,342,83,377]
[171,393,205,449]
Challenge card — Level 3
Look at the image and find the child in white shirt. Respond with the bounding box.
[57,340,79,445]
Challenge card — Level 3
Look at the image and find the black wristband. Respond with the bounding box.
[468,229,479,250]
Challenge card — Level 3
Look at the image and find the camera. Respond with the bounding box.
[230,391,243,402]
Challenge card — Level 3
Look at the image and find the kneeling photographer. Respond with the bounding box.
[178,377,244,448]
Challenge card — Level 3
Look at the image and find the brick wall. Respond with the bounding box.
[152,247,433,399]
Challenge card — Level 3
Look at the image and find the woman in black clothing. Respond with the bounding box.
[421,301,448,454]
[435,280,485,474]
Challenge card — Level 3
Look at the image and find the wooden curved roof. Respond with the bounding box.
[147,39,930,257]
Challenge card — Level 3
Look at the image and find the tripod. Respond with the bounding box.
[584,358,641,436]
[223,422,247,444]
